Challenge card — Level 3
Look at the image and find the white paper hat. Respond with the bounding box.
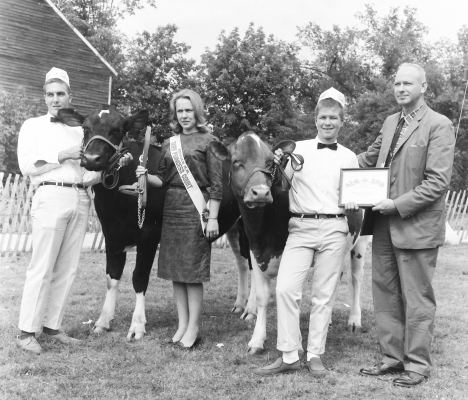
[318,87,345,108]
[45,67,70,87]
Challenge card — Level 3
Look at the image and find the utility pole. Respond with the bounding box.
[456,46,468,139]
[463,45,468,83]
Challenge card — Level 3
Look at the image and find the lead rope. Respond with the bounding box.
[137,126,152,229]
[272,152,304,192]
[455,78,468,140]
[138,188,146,229]
[271,164,278,182]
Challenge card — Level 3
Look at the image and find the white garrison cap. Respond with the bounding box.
[318,87,345,108]
[45,67,70,87]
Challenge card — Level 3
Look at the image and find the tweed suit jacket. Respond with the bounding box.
[358,103,455,249]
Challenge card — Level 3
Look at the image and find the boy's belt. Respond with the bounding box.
[39,181,86,189]
[291,213,344,219]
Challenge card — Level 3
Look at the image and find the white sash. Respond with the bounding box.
[170,135,210,232]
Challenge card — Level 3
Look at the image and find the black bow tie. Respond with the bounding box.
[317,142,337,151]
[50,117,61,123]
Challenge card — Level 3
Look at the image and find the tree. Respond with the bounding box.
[298,23,374,100]
[297,6,468,190]
[0,87,42,173]
[116,25,196,143]
[54,0,157,97]
[198,24,307,143]
[357,5,431,78]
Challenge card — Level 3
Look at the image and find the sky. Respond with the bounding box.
[118,0,468,62]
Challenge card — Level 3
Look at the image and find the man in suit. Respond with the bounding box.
[357,63,455,387]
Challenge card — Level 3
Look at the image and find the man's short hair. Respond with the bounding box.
[315,98,344,120]
[43,78,71,94]
[397,63,427,83]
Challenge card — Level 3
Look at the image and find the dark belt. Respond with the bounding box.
[291,213,345,219]
[39,181,86,189]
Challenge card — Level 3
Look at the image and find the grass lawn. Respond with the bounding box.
[1,244,467,399]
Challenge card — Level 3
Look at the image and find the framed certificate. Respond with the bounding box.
[339,168,390,207]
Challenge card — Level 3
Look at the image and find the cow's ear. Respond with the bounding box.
[209,141,231,161]
[123,109,149,133]
[273,140,296,154]
[58,108,85,126]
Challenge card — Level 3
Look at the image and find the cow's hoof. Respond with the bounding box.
[231,306,245,314]
[126,331,145,341]
[93,326,108,335]
[346,323,362,333]
[241,312,256,321]
[247,346,265,356]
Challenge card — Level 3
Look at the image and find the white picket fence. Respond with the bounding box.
[2,172,466,257]
[0,173,229,257]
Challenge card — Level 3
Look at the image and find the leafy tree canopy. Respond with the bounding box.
[0,87,42,173]
[116,25,196,143]
[198,24,307,143]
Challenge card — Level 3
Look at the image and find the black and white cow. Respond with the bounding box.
[58,106,247,340]
[209,131,370,354]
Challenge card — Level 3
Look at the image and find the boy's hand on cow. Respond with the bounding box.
[118,153,133,167]
[59,144,83,163]
[273,149,284,165]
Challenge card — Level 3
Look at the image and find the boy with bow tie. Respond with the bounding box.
[256,88,359,377]
[15,67,130,354]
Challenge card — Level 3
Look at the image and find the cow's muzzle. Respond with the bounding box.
[243,185,272,207]
[81,153,106,171]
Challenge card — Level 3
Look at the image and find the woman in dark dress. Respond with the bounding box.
[136,89,222,349]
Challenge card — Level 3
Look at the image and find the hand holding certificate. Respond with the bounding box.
[339,168,390,207]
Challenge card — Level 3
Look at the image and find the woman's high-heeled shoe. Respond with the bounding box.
[177,336,202,350]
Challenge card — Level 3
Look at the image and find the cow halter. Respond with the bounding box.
[228,151,304,198]
[229,165,273,198]
[84,135,132,190]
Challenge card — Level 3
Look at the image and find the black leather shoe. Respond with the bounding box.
[177,336,202,351]
[360,363,404,376]
[393,371,426,387]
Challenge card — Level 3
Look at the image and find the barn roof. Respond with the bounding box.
[44,0,117,77]
[0,0,118,114]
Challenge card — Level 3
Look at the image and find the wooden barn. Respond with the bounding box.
[0,0,117,115]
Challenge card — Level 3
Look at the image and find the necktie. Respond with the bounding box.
[50,117,61,123]
[317,142,337,151]
[385,117,405,167]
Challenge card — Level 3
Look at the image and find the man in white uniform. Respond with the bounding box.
[256,88,358,376]
[15,68,130,354]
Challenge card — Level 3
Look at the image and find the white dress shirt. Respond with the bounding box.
[285,138,359,214]
[17,114,101,187]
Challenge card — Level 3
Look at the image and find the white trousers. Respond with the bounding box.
[18,186,90,332]
[276,216,349,355]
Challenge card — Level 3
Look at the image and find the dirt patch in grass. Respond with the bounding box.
[1,245,467,399]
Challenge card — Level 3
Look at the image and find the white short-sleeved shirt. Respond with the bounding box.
[285,138,359,214]
[17,114,101,187]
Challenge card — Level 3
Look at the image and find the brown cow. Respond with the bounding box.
[210,131,370,354]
